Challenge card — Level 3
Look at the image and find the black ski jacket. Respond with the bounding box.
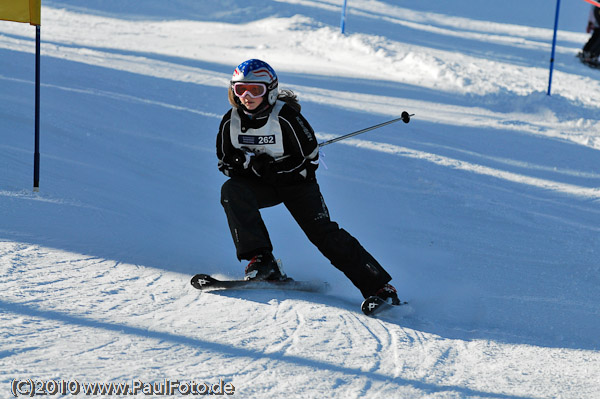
[216,101,319,185]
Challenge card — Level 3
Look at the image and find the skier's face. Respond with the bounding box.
[239,92,264,111]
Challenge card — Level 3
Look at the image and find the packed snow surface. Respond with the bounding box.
[1,1,599,398]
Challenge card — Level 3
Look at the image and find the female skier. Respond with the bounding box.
[216,59,400,305]
[580,4,600,65]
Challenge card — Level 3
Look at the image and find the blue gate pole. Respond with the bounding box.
[547,0,561,96]
[340,0,348,34]
[33,25,41,191]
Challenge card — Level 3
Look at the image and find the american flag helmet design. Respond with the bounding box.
[231,59,279,105]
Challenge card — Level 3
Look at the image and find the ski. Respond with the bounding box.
[190,273,329,293]
[581,59,600,69]
[192,274,405,316]
[361,295,408,317]
[576,52,600,69]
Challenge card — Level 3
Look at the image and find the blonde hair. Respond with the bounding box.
[228,88,238,108]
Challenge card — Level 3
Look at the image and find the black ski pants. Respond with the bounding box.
[584,29,600,55]
[220,177,391,297]
[584,9,600,55]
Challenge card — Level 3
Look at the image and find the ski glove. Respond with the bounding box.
[250,153,277,181]
[588,21,595,34]
[226,148,251,170]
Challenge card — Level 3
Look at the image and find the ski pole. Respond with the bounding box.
[317,111,413,148]
[272,111,413,161]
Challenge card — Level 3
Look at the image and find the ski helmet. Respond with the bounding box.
[231,59,279,105]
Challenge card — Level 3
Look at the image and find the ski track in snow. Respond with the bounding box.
[2,0,600,398]
[2,242,599,398]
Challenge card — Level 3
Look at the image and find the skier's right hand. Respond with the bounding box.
[587,21,595,34]
[226,148,251,170]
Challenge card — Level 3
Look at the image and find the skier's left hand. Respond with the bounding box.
[587,21,595,34]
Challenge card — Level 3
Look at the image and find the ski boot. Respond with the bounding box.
[244,252,287,281]
[373,283,401,305]
[579,51,600,67]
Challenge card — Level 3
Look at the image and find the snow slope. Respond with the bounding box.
[1,0,599,397]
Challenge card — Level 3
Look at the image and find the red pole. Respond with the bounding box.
[583,0,600,7]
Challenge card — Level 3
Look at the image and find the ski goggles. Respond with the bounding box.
[232,82,267,98]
